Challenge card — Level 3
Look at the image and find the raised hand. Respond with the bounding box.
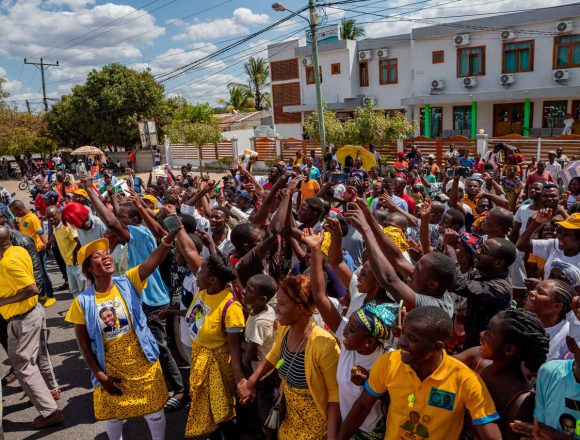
[163,204,177,217]
[442,228,460,246]
[324,217,342,236]
[354,197,373,222]
[533,208,553,224]
[514,181,523,196]
[344,203,369,232]
[301,227,324,249]
[287,175,305,192]
[419,198,431,218]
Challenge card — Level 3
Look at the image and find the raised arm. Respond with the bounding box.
[419,199,434,254]
[301,228,342,333]
[326,217,352,288]
[81,176,130,242]
[127,188,166,239]
[516,209,552,253]
[345,204,419,309]
[137,228,179,281]
[252,174,289,228]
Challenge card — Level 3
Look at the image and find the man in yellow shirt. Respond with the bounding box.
[337,306,501,440]
[8,200,55,306]
[46,206,85,297]
[0,226,62,429]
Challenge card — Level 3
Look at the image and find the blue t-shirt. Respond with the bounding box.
[534,359,580,437]
[459,157,475,168]
[133,176,144,194]
[309,166,321,180]
[127,224,169,307]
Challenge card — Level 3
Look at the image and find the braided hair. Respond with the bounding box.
[496,309,549,373]
[206,253,237,287]
[549,279,575,321]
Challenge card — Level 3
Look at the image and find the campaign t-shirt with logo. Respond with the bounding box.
[365,350,499,440]
[534,359,580,438]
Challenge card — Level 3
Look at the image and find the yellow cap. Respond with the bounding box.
[73,189,88,198]
[555,213,580,230]
[142,194,158,206]
[77,238,109,267]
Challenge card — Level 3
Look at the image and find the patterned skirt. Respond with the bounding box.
[185,343,236,437]
[93,332,167,421]
[278,381,327,440]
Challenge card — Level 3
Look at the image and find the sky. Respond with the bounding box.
[0,0,576,111]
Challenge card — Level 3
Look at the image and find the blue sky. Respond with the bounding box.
[0,0,575,110]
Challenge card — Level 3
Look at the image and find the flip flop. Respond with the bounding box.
[164,396,185,413]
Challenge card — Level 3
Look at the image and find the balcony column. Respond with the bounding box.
[424,104,431,138]
[471,101,477,139]
[523,98,531,137]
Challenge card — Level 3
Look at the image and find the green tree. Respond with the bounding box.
[340,18,366,40]
[164,119,223,171]
[304,109,346,146]
[0,77,9,104]
[216,84,254,112]
[0,105,55,155]
[242,57,271,110]
[46,63,166,150]
[345,102,414,145]
[170,98,216,124]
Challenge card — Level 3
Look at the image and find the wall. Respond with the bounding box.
[221,128,254,155]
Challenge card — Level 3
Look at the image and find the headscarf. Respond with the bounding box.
[551,259,580,288]
[460,232,482,255]
[355,302,400,341]
[382,226,409,252]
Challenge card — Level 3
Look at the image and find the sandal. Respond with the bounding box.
[164,396,185,413]
[51,389,62,401]
[2,368,18,386]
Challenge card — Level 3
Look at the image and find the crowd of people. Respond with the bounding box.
[0,141,578,440]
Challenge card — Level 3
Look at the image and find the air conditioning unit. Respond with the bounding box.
[358,50,373,61]
[301,57,312,66]
[500,73,515,85]
[554,69,570,81]
[377,48,390,59]
[454,34,470,46]
[431,79,445,90]
[556,21,573,33]
[363,96,376,107]
[463,76,477,88]
[500,29,517,40]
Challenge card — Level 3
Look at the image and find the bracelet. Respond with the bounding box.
[161,237,172,247]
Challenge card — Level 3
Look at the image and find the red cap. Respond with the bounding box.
[397,151,405,157]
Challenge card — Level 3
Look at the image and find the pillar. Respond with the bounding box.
[523,98,531,137]
[424,104,431,138]
[470,101,477,139]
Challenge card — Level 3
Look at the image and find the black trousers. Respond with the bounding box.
[142,303,185,394]
[52,243,68,281]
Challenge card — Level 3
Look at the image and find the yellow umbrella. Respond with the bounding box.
[336,145,377,170]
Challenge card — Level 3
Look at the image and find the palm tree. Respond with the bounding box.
[340,18,366,40]
[216,84,254,112]
[243,57,271,111]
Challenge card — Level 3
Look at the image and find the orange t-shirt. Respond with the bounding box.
[300,179,320,200]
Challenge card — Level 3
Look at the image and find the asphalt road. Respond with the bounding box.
[0,177,197,440]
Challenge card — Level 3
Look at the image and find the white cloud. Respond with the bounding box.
[174,7,270,42]
[45,0,96,10]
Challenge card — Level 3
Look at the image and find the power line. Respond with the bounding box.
[23,58,60,111]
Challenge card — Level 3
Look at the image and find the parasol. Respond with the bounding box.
[336,145,377,170]
[71,146,105,156]
[562,160,580,187]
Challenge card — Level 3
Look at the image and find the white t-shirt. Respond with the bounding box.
[545,162,562,183]
[532,238,580,279]
[546,319,570,361]
[180,273,199,348]
[514,204,537,235]
[346,274,366,319]
[245,305,277,372]
[336,318,386,435]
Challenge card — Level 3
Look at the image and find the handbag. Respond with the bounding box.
[264,325,312,430]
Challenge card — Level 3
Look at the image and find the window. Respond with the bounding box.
[331,63,341,75]
[272,82,301,124]
[554,34,580,68]
[542,101,568,128]
[420,107,443,137]
[457,46,486,77]
[359,62,369,87]
[453,106,472,131]
[305,66,322,84]
[432,50,445,64]
[503,41,534,73]
[379,59,398,84]
[270,59,299,81]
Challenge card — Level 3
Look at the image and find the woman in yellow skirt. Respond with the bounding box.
[184,253,245,439]
[65,231,178,440]
[238,275,341,440]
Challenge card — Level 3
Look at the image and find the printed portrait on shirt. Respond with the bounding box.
[186,299,209,341]
[399,410,430,440]
[97,298,130,339]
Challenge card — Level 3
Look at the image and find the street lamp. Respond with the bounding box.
[272,1,327,168]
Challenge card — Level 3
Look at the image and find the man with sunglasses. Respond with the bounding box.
[444,235,516,348]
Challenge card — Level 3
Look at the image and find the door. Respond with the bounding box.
[493,102,534,136]
[573,100,580,134]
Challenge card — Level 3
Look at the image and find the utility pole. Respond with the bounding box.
[308,0,327,168]
[24,58,59,112]
[25,100,31,114]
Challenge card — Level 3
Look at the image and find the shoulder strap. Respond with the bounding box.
[221,297,235,332]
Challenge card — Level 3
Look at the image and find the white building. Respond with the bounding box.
[268,2,580,139]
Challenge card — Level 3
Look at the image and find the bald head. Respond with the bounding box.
[8,200,26,217]
[0,225,11,247]
[46,205,59,216]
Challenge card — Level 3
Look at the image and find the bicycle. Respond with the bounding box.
[18,176,35,191]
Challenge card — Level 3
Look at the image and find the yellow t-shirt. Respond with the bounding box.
[19,211,45,251]
[300,179,320,200]
[365,350,499,440]
[185,288,245,350]
[462,195,477,215]
[65,266,147,349]
[53,222,79,265]
[0,246,38,320]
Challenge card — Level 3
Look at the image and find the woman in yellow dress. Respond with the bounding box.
[238,275,341,440]
[65,231,178,440]
[184,252,245,439]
